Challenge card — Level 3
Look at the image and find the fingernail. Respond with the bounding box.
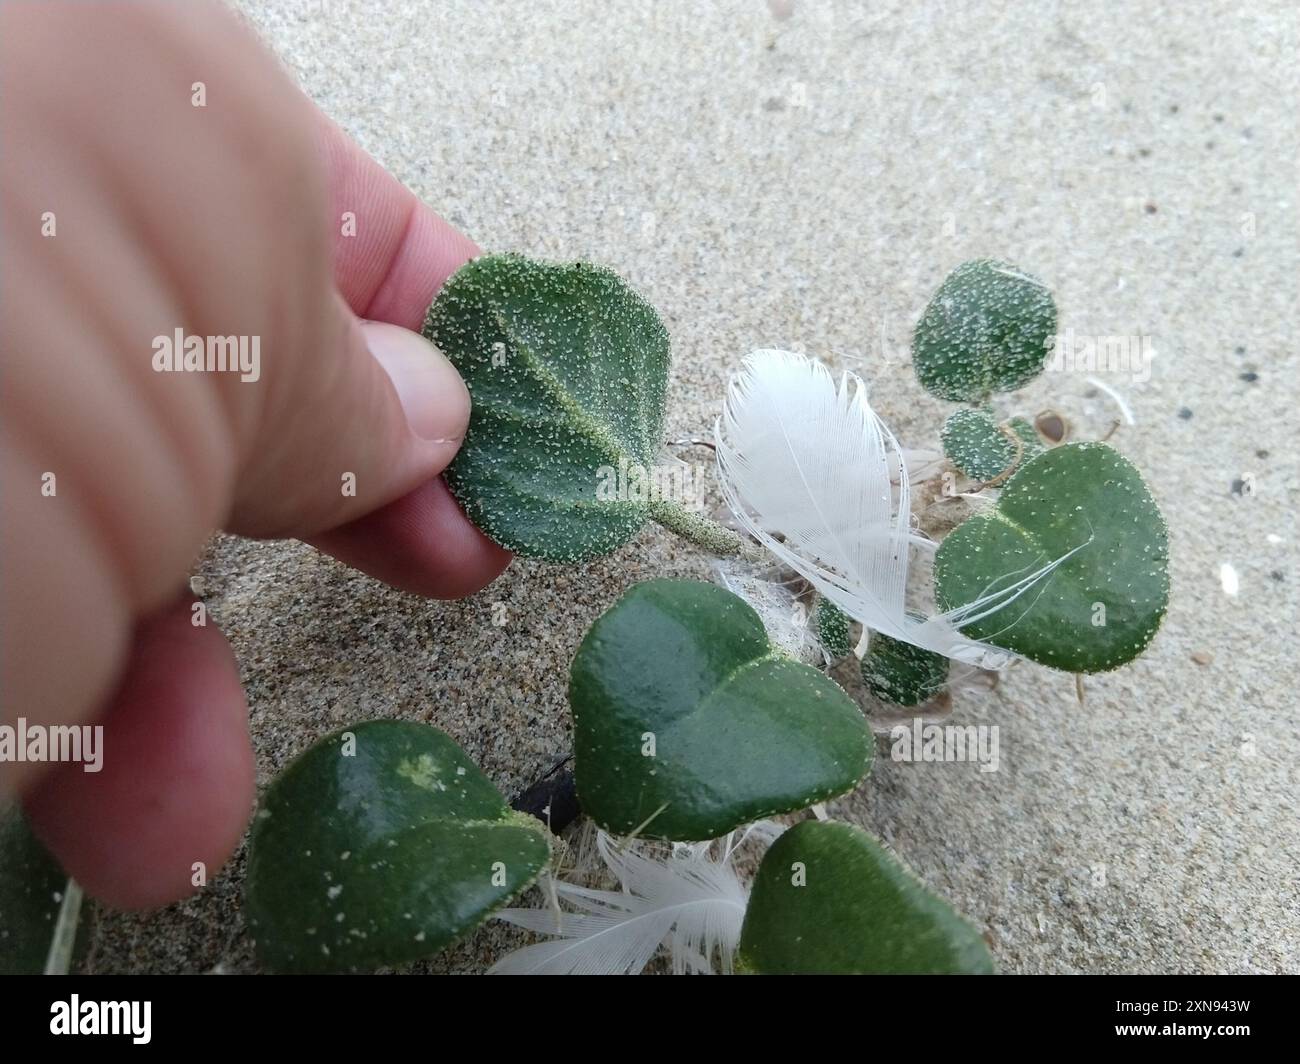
[362,321,469,443]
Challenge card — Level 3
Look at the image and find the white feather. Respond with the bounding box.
[490,824,782,975]
[714,350,1085,669]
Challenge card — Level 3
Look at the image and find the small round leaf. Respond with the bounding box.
[940,408,1017,481]
[941,409,1044,482]
[912,259,1057,402]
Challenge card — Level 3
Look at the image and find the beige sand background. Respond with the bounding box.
[86,0,1297,973]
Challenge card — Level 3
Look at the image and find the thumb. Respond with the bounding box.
[224,302,470,540]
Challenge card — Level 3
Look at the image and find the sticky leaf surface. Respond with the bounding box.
[423,254,670,561]
[912,259,1056,401]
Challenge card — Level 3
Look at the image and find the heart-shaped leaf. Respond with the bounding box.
[935,442,1169,673]
[738,820,995,974]
[422,254,677,561]
[912,259,1057,402]
[571,579,872,840]
[245,721,549,973]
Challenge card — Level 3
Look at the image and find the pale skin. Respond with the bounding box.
[0,1,511,908]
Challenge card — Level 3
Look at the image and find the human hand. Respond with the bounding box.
[0,0,510,908]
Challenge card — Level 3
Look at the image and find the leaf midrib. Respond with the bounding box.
[492,308,645,470]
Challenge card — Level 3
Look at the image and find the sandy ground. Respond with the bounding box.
[85,0,1297,973]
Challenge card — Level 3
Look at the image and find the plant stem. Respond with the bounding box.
[43,878,83,975]
[648,500,761,560]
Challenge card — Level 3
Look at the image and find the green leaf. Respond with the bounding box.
[0,807,83,975]
[1006,415,1047,460]
[571,579,872,840]
[0,806,88,967]
[935,442,1169,673]
[861,629,949,707]
[912,259,1057,402]
[245,721,550,973]
[423,254,743,561]
[940,408,1016,481]
[738,820,995,974]
[814,598,853,659]
[941,409,1044,483]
